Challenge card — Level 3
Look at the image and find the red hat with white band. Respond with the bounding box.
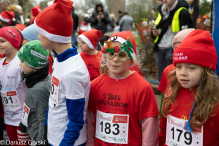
[0,10,15,26]
[77,29,102,49]
[173,30,218,71]
[34,0,73,43]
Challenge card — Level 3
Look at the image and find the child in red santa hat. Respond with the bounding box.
[86,30,159,146]
[34,0,90,146]
[30,6,41,24]
[158,28,195,119]
[77,29,102,81]
[159,30,219,146]
[0,10,16,26]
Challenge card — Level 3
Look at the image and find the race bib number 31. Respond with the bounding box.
[166,115,203,146]
[96,110,129,144]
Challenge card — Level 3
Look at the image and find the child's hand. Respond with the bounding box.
[19,122,27,133]
[152,29,160,37]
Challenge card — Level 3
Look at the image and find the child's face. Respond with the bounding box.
[176,63,202,90]
[0,36,15,55]
[79,38,90,52]
[38,34,53,50]
[106,41,133,78]
[19,61,37,74]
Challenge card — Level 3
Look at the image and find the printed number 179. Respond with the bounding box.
[171,127,192,145]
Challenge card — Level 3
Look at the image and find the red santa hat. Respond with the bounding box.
[34,0,73,43]
[77,29,102,49]
[106,31,137,61]
[173,30,218,71]
[32,6,41,17]
[0,10,15,26]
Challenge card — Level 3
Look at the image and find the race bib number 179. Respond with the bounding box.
[96,110,129,144]
[166,115,203,146]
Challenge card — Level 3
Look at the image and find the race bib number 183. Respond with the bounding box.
[96,110,129,144]
[166,115,203,146]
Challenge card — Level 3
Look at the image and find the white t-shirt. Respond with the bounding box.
[48,54,90,146]
[0,55,26,126]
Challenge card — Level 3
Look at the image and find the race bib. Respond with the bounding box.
[96,110,129,144]
[166,115,203,146]
[21,103,30,127]
[1,90,21,108]
[50,76,59,106]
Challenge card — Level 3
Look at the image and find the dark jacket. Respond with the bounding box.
[151,0,193,51]
[72,8,79,31]
[90,2,110,34]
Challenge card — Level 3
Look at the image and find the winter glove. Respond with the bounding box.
[19,122,27,133]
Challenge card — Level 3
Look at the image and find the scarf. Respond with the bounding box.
[22,62,49,88]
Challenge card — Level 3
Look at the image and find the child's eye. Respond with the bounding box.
[176,66,181,69]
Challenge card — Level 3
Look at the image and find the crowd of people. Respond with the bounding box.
[0,0,218,146]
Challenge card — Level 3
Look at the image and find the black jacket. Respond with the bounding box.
[90,2,110,34]
[72,8,79,30]
[151,0,193,51]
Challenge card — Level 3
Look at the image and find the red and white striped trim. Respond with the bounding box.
[0,14,10,22]
[77,34,95,49]
[17,129,31,141]
[34,21,71,43]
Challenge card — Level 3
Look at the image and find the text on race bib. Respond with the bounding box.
[96,110,129,144]
[166,115,203,146]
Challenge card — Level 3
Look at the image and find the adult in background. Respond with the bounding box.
[16,5,24,24]
[187,0,199,19]
[90,1,110,50]
[90,1,110,34]
[71,7,79,46]
[151,0,193,81]
[157,0,163,11]
[116,10,124,25]
[0,0,21,23]
[119,12,133,31]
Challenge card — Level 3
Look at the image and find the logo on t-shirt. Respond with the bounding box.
[7,76,17,79]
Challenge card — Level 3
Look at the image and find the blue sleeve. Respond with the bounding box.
[59,98,85,146]
[44,106,49,126]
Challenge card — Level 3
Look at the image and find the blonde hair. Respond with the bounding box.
[162,67,219,131]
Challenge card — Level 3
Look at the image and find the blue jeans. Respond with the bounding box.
[155,48,173,81]
[71,29,77,46]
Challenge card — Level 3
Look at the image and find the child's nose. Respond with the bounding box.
[180,67,188,76]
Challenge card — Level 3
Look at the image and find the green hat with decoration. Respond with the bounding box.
[18,40,49,69]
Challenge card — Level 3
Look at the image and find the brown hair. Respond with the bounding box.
[162,67,219,131]
[0,20,8,27]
